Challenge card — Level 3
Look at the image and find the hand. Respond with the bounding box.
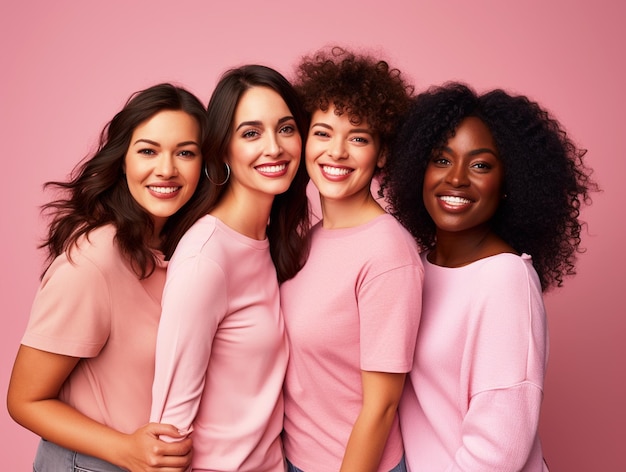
[118,423,192,472]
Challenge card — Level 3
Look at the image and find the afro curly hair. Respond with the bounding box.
[293,46,414,157]
[383,82,598,291]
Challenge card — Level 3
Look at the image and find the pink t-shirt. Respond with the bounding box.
[400,252,549,472]
[21,225,165,434]
[150,215,288,472]
[281,214,423,471]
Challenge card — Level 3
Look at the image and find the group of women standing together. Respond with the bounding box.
[7,46,596,472]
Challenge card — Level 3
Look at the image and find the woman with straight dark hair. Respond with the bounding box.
[150,64,310,471]
[7,83,209,471]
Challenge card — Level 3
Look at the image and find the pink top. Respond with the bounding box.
[400,252,549,472]
[281,214,423,471]
[21,225,165,434]
[150,215,288,472]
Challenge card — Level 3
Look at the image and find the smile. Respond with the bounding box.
[322,165,352,176]
[438,195,471,206]
[148,186,181,194]
[256,163,287,174]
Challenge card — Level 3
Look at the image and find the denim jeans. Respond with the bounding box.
[33,439,127,472]
[287,455,407,472]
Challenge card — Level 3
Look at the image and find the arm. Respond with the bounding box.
[446,383,544,472]
[7,345,192,472]
[446,256,548,471]
[340,371,406,472]
[150,254,227,436]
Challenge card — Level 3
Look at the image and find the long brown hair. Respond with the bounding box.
[40,83,209,279]
[163,65,311,283]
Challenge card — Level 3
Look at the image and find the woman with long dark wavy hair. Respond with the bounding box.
[383,82,597,471]
[7,83,209,471]
[149,64,310,471]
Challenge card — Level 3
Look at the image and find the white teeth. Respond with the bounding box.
[149,186,179,194]
[322,165,351,176]
[256,164,286,173]
[439,195,470,205]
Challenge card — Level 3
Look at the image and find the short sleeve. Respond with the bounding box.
[22,251,111,357]
[359,262,423,373]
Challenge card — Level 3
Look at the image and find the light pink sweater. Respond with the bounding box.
[400,252,550,472]
[150,215,288,472]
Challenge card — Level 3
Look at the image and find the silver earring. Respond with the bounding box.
[204,163,231,186]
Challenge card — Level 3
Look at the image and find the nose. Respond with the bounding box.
[155,153,178,178]
[327,137,348,160]
[264,133,282,158]
[445,163,469,187]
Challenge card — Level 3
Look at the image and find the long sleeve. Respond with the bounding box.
[150,252,227,436]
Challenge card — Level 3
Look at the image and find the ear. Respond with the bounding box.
[376,149,387,169]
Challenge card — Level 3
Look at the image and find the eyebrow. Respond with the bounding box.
[235,115,295,131]
[133,139,199,147]
[443,146,498,157]
[311,122,374,135]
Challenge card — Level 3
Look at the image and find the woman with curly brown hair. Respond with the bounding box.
[383,82,597,471]
[280,47,422,472]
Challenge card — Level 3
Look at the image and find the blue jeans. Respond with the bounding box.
[287,455,407,472]
[33,438,126,472]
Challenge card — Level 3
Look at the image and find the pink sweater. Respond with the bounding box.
[400,252,549,472]
[150,215,288,472]
[281,214,423,471]
[22,225,165,434]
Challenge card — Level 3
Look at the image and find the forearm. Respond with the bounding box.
[9,396,131,467]
[340,403,398,472]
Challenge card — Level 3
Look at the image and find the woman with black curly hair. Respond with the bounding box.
[280,47,422,472]
[384,82,596,471]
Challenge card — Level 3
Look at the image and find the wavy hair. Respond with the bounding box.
[294,46,414,162]
[41,83,209,279]
[384,82,598,291]
[163,65,311,283]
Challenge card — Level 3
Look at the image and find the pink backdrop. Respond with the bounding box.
[1,1,623,469]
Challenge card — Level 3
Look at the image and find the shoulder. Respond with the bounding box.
[473,253,539,289]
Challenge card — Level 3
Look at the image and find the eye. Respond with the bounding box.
[471,161,493,171]
[279,124,296,135]
[312,130,330,138]
[350,136,369,144]
[431,156,450,166]
[178,149,197,159]
[242,129,260,139]
[138,148,156,156]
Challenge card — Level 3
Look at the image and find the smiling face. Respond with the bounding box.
[306,106,383,205]
[225,86,302,200]
[423,116,504,236]
[124,109,202,234]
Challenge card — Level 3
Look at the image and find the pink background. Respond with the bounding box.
[1,1,623,469]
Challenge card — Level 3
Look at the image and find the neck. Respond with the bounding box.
[320,192,385,229]
[210,188,273,240]
[429,227,514,267]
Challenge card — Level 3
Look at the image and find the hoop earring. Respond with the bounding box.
[204,162,231,186]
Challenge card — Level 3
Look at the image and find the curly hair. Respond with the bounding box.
[293,46,414,157]
[383,82,598,291]
[40,83,209,279]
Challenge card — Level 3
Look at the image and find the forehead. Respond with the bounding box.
[235,86,289,118]
[312,105,372,130]
[448,117,497,151]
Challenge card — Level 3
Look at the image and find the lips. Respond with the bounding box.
[438,195,471,206]
[255,163,287,174]
[321,165,352,176]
